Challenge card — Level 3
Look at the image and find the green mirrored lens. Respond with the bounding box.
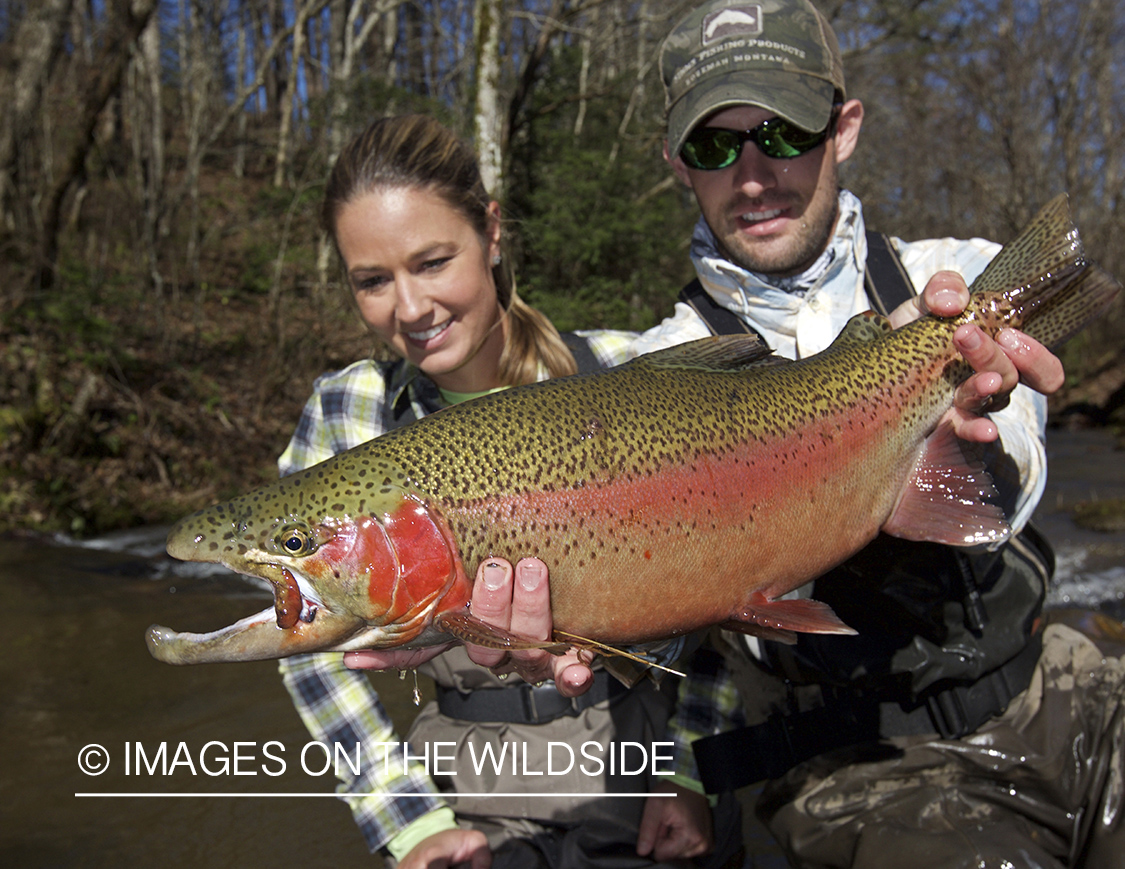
[681,118,829,169]
[682,129,740,170]
[757,119,824,158]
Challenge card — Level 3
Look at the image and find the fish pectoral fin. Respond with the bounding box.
[722,592,857,645]
[884,421,1011,547]
[433,610,569,654]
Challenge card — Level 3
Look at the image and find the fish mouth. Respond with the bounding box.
[273,566,319,629]
[215,560,322,630]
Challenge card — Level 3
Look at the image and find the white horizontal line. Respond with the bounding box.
[75,792,672,799]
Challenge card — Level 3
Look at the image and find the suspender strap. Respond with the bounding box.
[863,230,916,315]
[677,278,769,344]
[560,331,603,375]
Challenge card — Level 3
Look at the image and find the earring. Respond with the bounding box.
[492,253,502,266]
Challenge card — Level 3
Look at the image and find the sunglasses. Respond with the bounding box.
[680,114,836,170]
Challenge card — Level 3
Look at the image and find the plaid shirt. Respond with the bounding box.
[277,330,635,856]
[641,191,1051,789]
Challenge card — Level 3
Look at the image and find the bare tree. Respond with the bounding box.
[126,8,166,316]
[0,0,74,235]
[315,0,403,295]
[274,0,325,187]
[474,0,504,194]
[31,0,158,296]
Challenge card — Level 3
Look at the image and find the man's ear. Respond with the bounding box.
[663,139,694,188]
[833,99,864,164]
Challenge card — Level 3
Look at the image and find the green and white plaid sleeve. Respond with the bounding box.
[280,653,449,852]
[573,328,638,368]
[664,642,747,795]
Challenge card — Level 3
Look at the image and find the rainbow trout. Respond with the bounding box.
[148,195,1119,665]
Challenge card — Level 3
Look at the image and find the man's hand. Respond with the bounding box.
[464,557,594,697]
[345,558,594,697]
[890,270,1064,442]
[636,782,713,862]
[397,828,490,869]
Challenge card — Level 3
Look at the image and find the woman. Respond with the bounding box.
[279,115,683,869]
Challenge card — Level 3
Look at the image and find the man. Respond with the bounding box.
[633,2,1125,867]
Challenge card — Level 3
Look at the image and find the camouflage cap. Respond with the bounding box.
[661,0,845,159]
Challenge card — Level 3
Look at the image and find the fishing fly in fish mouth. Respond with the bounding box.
[147,194,1121,667]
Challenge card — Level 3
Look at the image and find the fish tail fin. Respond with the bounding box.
[968,194,1121,338]
[1020,265,1122,349]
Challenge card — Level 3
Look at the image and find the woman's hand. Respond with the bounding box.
[463,557,594,697]
[397,828,491,869]
[636,782,714,862]
[345,558,594,697]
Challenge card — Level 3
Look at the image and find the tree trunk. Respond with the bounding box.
[317,0,399,299]
[29,0,158,298]
[473,0,504,196]
[127,9,166,323]
[0,0,74,234]
[274,0,319,187]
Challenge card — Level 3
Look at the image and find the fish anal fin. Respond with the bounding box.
[635,335,779,372]
[434,609,568,654]
[884,422,1011,547]
[722,592,857,645]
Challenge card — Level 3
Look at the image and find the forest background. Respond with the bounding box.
[0,0,1122,537]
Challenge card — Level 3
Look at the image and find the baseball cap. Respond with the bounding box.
[661,0,846,159]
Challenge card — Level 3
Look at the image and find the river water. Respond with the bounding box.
[1,428,1122,867]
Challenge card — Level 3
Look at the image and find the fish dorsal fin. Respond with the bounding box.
[635,334,780,372]
[969,193,1084,299]
[883,421,1010,547]
[830,310,893,347]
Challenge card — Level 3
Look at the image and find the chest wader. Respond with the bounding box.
[682,232,1055,794]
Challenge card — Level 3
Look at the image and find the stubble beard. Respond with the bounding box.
[716,183,841,278]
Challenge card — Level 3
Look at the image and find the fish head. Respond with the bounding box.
[148,463,472,664]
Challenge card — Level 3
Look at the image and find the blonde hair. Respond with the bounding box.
[323,115,577,384]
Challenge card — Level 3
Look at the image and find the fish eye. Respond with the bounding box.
[277,525,316,556]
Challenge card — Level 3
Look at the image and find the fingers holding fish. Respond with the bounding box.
[900,270,1065,407]
[465,557,594,697]
[944,299,1064,399]
[508,558,595,697]
[947,321,1063,444]
[994,327,1064,394]
[889,270,970,328]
